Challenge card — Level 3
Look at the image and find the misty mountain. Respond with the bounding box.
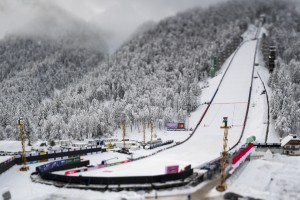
[0,1,108,140]
[23,0,285,141]
[0,34,106,139]
[1,0,297,142]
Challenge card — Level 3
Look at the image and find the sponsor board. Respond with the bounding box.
[165,165,179,174]
[166,123,185,131]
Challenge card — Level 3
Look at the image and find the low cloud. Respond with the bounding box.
[0,0,227,52]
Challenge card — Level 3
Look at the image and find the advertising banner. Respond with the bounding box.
[166,123,185,131]
[165,165,179,174]
[232,144,254,170]
[37,157,81,173]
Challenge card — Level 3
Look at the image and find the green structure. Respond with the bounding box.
[246,136,256,144]
[210,56,216,78]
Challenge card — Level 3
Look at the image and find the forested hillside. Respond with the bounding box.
[0,0,295,141]
[0,34,106,141]
[266,2,300,138]
[20,0,290,141]
[0,0,108,141]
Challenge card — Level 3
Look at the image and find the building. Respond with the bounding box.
[281,134,300,156]
[71,141,88,149]
[114,141,140,150]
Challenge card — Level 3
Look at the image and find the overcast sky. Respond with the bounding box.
[0,0,227,52]
[52,0,227,21]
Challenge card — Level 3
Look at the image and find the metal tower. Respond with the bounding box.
[121,120,126,149]
[216,117,231,192]
[16,118,29,171]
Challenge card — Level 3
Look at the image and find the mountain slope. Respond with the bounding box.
[0,1,107,140]
[265,1,300,138]
[27,0,289,141]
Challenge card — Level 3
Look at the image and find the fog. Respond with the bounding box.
[0,0,227,53]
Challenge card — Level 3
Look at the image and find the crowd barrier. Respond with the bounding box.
[0,146,103,175]
[40,169,193,185]
[254,143,281,148]
[36,157,86,173]
[149,140,173,149]
[14,146,103,164]
[36,158,193,186]
[0,157,16,174]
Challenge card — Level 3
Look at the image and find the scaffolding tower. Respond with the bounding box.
[16,118,29,171]
[216,117,231,192]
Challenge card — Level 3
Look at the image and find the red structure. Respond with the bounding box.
[232,143,254,169]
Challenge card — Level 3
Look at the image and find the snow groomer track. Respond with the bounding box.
[35,40,258,189]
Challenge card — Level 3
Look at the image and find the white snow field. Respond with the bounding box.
[226,153,300,200]
[69,40,258,177]
[0,39,261,200]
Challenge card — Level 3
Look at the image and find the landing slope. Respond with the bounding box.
[74,40,258,177]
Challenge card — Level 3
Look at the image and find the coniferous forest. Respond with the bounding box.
[0,0,299,142]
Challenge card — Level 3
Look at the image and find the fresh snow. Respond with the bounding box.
[226,153,300,200]
[67,40,258,178]
[0,25,289,200]
[0,156,12,163]
[0,140,32,153]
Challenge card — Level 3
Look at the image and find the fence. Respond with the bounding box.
[0,157,16,174]
[149,140,174,149]
[14,146,102,164]
[35,158,193,186]
[254,143,281,148]
[0,146,103,175]
[40,169,193,185]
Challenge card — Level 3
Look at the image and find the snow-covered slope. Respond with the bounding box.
[227,154,300,200]
[72,40,258,177]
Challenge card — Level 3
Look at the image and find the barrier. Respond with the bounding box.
[15,146,102,164]
[254,143,281,148]
[257,72,270,143]
[40,168,193,185]
[0,158,16,174]
[0,146,103,175]
[149,140,173,149]
[35,157,193,186]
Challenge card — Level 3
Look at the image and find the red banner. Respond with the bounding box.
[232,143,254,169]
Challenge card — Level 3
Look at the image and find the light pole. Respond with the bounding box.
[17,118,29,171]
[216,117,231,192]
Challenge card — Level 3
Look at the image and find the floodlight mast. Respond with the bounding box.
[121,120,126,149]
[216,117,231,192]
[16,118,29,171]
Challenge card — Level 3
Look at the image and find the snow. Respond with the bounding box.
[242,24,258,41]
[0,162,143,200]
[113,128,191,146]
[0,141,32,153]
[66,40,258,178]
[250,39,280,143]
[240,68,269,143]
[226,153,300,200]
[0,156,12,163]
[205,38,297,199]
[0,24,285,200]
